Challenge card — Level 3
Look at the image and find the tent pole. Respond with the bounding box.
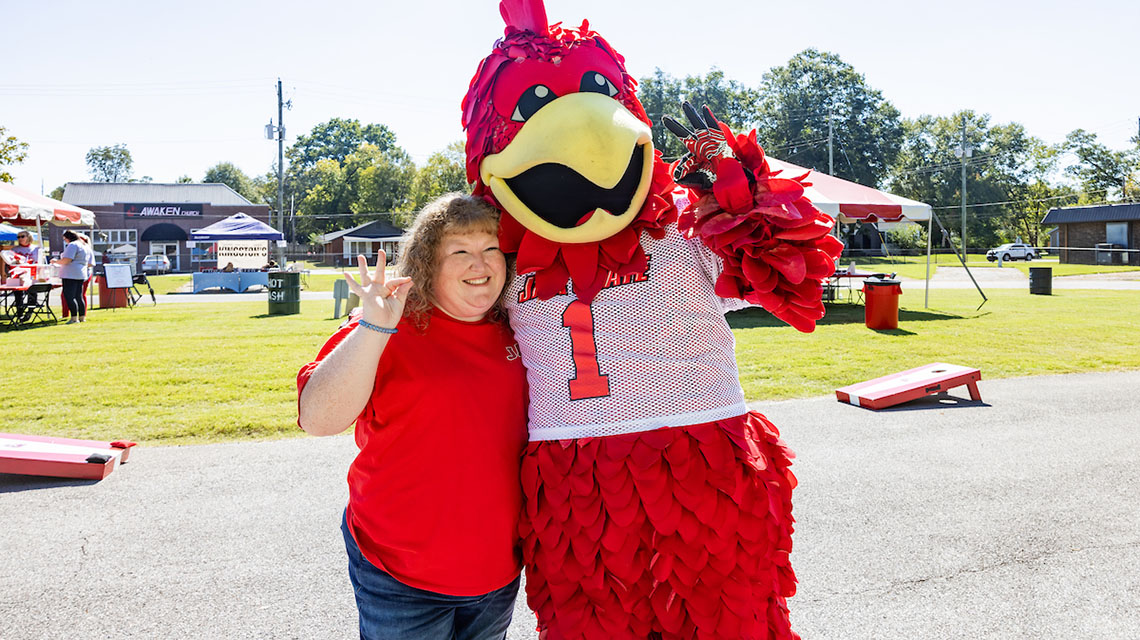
[35,218,44,264]
[925,209,933,308]
[931,211,987,309]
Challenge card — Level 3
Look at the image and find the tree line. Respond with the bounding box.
[8,49,1138,250]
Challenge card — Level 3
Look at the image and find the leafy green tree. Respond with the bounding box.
[411,141,470,212]
[887,111,1052,250]
[49,185,65,200]
[176,175,195,183]
[1063,129,1139,201]
[345,143,417,225]
[286,119,414,237]
[1,126,29,183]
[251,171,278,206]
[296,158,349,236]
[755,49,902,188]
[638,69,759,160]
[203,162,257,201]
[86,144,133,182]
[287,118,398,173]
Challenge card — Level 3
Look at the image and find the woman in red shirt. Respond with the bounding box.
[298,194,527,640]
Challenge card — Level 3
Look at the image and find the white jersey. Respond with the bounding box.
[505,223,752,441]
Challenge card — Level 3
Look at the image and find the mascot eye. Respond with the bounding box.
[580,72,618,98]
[511,85,558,122]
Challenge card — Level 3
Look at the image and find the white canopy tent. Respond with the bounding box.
[765,157,980,307]
[0,183,96,265]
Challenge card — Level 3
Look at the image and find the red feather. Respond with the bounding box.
[499,0,549,36]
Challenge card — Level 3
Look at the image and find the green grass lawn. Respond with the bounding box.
[729,287,1140,400]
[143,274,192,295]
[2,287,1137,446]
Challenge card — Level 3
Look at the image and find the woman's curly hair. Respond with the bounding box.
[397,193,509,329]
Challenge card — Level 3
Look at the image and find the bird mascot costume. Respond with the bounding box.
[462,1,844,637]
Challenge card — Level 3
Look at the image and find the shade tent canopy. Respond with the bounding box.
[189,212,283,241]
[767,157,931,223]
[0,183,95,226]
[0,222,25,242]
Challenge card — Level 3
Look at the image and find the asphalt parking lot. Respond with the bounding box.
[2,370,1138,639]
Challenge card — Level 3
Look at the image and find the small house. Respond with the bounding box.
[320,218,405,266]
[1041,203,1139,265]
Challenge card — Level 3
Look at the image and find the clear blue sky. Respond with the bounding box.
[5,0,1138,194]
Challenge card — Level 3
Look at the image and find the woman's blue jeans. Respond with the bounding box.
[341,512,520,640]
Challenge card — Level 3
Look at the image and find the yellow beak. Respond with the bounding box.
[480,92,654,244]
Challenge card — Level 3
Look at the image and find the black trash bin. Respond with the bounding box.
[268,271,301,315]
[1029,267,1052,295]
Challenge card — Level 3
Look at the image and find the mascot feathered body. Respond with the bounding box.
[463,2,843,638]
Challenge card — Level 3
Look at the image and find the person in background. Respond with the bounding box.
[51,230,93,324]
[12,231,40,264]
[221,262,235,272]
[297,193,526,640]
[11,231,42,322]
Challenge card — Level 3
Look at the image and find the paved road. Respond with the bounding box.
[2,370,1138,639]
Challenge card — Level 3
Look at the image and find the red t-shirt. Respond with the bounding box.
[297,309,528,596]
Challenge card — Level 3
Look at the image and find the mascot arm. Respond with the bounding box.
[666,103,845,333]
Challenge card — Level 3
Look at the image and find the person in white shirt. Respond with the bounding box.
[51,230,93,324]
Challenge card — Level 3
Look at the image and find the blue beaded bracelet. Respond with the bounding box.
[357,319,398,335]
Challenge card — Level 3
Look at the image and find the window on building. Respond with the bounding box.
[92,229,138,263]
[1106,222,1128,248]
[345,240,375,258]
[190,242,217,263]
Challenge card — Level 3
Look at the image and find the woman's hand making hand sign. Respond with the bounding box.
[345,251,414,330]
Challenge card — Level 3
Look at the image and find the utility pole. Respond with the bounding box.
[276,78,286,267]
[828,106,834,175]
[954,116,973,259]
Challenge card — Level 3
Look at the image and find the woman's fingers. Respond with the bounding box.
[343,272,364,296]
[390,279,414,305]
[392,280,414,305]
[374,250,387,286]
[356,255,372,287]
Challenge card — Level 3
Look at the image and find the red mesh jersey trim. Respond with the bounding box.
[677,127,845,333]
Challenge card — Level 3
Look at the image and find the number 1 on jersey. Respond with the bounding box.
[561,300,610,400]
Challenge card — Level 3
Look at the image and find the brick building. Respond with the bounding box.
[58,183,272,273]
[1042,204,1140,265]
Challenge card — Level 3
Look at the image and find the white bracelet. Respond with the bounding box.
[357,319,397,335]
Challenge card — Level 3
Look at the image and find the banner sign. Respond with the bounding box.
[216,240,267,270]
[123,203,204,217]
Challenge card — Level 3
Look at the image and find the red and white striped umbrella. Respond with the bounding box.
[0,182,94,226]
[767,157,931,224]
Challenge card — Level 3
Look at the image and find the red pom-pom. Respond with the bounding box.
[678,129,843,333]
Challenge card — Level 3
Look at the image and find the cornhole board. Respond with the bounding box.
[0,433,136,480]
[836,363,982,410]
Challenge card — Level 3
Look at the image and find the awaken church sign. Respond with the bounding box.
[123,203,204,217]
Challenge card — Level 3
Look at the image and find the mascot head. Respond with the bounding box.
[463,0,676,302]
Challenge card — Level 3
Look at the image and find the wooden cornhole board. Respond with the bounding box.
[836,363,982,410]
[0,433,136,480]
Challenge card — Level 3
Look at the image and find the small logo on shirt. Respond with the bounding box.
[505,344,521,361]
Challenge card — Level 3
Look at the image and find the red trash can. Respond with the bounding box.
[862,278,902,330]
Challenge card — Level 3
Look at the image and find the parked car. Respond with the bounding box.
[986,243,1037,262]
[141,254,171,274]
